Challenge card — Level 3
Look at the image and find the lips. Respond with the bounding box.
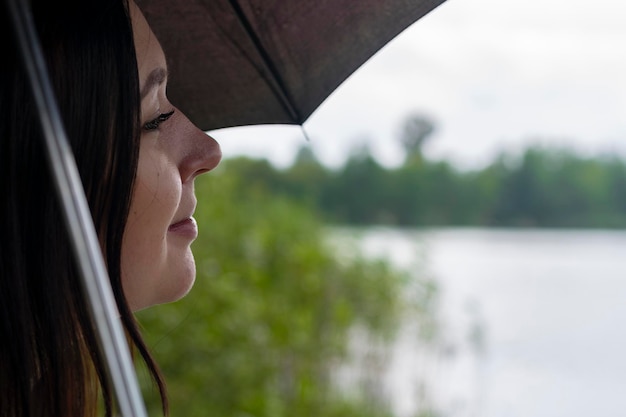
[168,216,198,239]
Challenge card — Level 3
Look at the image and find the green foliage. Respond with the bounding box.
[227,141,626,229]
[399,114,436,164]
[489,147,626,227]
[136,162,431,417]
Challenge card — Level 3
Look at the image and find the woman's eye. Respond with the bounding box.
[143,109,175,131]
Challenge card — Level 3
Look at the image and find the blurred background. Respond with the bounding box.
[137,0,626,415]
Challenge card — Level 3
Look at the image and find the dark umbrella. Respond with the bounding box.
[136,0,447,131]
[8,0,445,415]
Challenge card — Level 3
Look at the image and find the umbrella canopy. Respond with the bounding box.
[136,0,446,132]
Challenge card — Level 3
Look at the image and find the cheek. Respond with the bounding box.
[120,146,182,309]
[129,150,180,240]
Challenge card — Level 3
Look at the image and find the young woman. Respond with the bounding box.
[0,0,221,415]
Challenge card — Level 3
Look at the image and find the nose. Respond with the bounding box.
[174,108,222,183]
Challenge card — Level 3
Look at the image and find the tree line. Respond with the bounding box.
[225,115,626,228]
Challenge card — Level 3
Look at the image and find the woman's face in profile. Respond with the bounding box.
[121,2,221,311]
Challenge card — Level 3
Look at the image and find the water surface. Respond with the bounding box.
[347,227,626,417]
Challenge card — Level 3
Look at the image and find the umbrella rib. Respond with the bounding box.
[228,0,302,124]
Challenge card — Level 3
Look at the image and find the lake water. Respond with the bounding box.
[338,227,626,417]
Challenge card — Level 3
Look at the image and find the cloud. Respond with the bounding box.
[212,0,626,170]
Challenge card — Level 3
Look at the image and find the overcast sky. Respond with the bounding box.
[209,0,626,170]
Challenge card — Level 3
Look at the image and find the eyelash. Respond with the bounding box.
[143,109,175,131]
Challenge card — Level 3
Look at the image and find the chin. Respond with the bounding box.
[161,252,197,304]
[130,274,195,312]
[125,249,198,311]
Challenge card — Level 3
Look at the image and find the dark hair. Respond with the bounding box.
[1,1,167,415]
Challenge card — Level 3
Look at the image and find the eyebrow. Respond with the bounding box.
[140,67,168,100]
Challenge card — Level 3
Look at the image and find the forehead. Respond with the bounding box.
[130,2,167,89]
